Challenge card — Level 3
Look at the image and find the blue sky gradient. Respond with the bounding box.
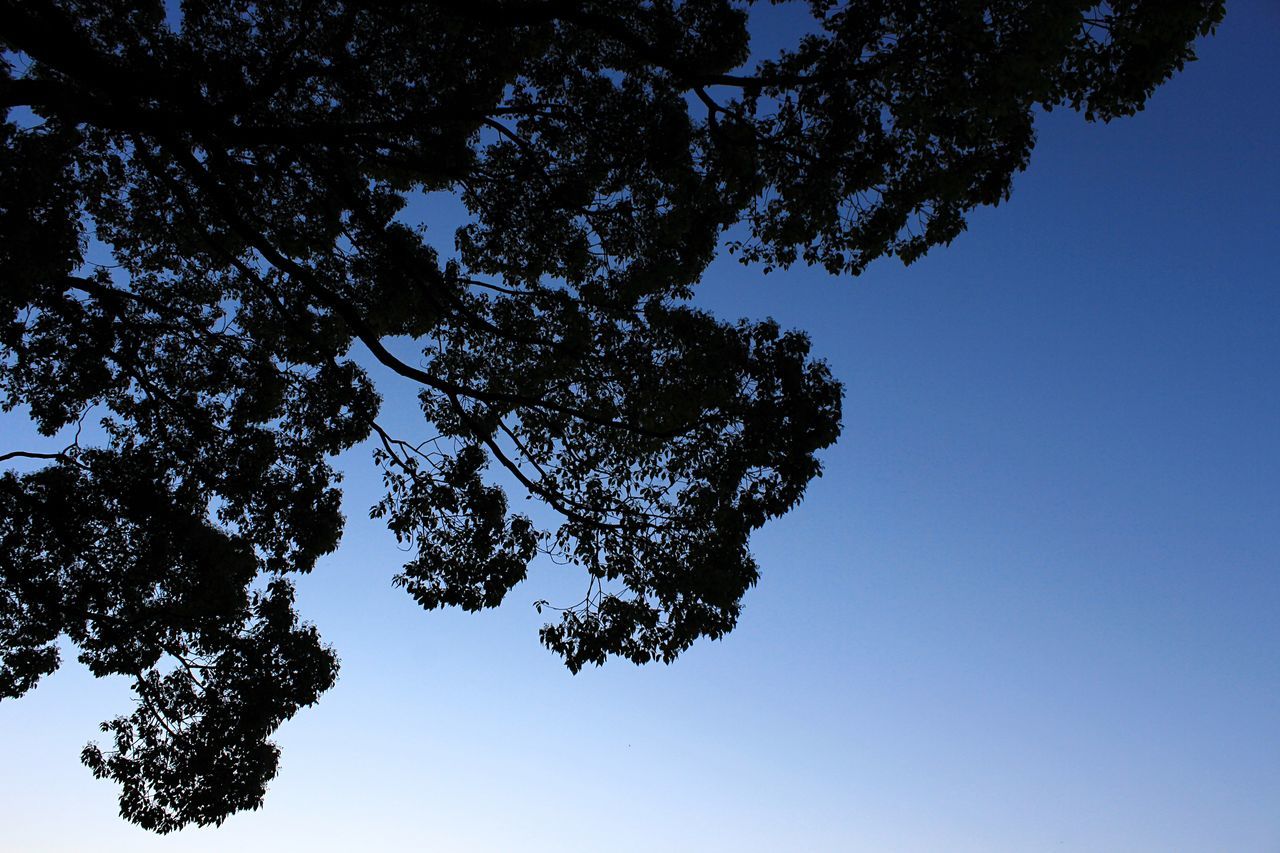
[2,4,1277,850]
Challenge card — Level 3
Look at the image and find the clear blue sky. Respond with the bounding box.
[2,4,1277,851]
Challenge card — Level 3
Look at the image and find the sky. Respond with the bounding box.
[2,4,1278,851]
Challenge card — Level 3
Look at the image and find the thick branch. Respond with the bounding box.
[0,450,70,464]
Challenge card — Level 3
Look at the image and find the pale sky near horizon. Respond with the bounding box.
[2,4,1278,851]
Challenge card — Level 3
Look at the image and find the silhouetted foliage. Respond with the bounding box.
[0,0,1222,831]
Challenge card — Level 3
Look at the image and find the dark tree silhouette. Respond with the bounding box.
[1,0,1222,832]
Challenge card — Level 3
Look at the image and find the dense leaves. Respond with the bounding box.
[0,0,1222,832]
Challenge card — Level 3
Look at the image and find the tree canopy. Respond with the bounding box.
[0,0,1223,833]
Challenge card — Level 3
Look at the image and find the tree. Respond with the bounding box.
[0,0,1223,833]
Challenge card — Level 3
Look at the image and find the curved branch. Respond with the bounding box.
[162,141,687,439]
